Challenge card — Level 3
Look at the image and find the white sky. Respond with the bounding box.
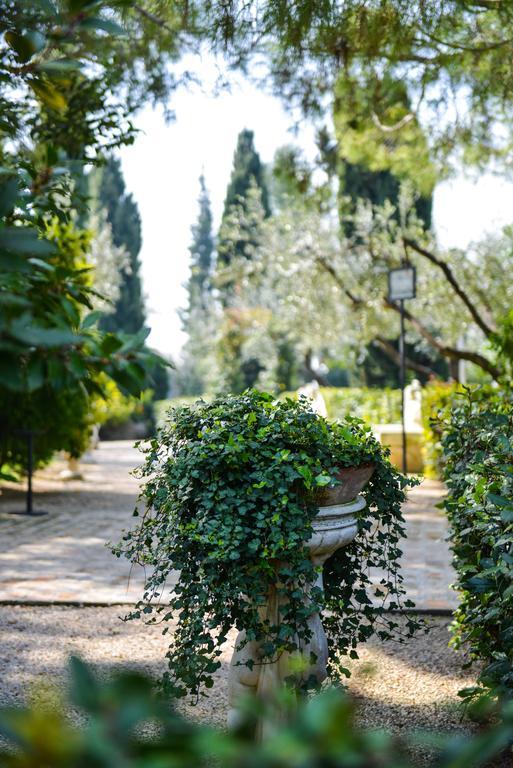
[119,59,513,359]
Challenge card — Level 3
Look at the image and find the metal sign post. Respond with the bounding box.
[388,265,417,475]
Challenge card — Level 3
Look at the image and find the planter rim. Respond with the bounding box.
[306,462,376,507]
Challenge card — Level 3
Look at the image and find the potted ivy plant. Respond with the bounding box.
[114,390,419,705]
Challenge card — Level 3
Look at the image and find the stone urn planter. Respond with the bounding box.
[118,391,414,721]
[228,464,375,735]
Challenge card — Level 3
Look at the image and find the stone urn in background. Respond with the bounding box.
[228,464,375,736]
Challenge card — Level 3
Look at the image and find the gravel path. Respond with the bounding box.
[0,607,475,734]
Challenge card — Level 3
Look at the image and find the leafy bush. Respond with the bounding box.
[1,657,513,767]
[0,3,163,479]
[156,388,402,428]
[421,382,463,478]
[0,386,92,480]
[282,386,402,424]
[115,390,419,699]
[439,387,513,707]
[154,396,201,427]
[0,376,156,481]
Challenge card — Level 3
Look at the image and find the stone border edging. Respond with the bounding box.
[0,599,453,616]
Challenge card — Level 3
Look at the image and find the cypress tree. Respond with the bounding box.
[179,175,215,395]
[317,127,432,229]
[94,157,146,335]
[188,174,214,304]
[340,160,432,229]
[218,129,270,267]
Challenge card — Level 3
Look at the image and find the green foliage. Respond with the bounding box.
[89,375,153,429]
[148,357,170,401]
[439,387,513,709]
[2,657,513,767]
[92,157,146,335]
[491,309,513,381]
[0,386,92,476]
[203,2,513,177]
[218,129,270,267]
[340,160,433,230]
[281,386,402,424]
[0,1,165,475]
[179,175,216,396]
[221,185,505,382]
[188,173,214,300]
[421,382,463,479]
[114,390,419,699]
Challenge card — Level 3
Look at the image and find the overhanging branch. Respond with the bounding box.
[374,335,439,379]
[315,254,502,380]
[403,237,496,337]
[385,299,502,380]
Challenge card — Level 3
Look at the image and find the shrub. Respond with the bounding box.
[0,386,92,480]
[1,657,513,767]
[439,386,513,707]
[114,390,420,699]
[281,386,402,423]
[421,382,462,478]
[157,388,402,429]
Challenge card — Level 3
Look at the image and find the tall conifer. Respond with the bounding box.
[179,175,215,395]
[188,174,214,304]
[94,157,146,334]
[218,129,270,267]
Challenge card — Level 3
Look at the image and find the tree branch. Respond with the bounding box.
[374,335,440,380]
[132,3,178,34]
[403,237,496,337]
[315,256,363,307]
[371,111,415,134]
[315,253,502,380]
[423,29,513,53]
[385,299,502,380]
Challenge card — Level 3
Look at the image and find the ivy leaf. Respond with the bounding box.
[501,509,513,524]
[487,493,512,508]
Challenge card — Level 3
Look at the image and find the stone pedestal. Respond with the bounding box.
[228,495,365,736]
[373,424,423,473]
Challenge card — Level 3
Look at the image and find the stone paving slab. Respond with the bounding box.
[0,442,150,603]
[0,442,457,609]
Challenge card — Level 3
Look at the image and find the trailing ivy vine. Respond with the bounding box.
[114,390,420,698]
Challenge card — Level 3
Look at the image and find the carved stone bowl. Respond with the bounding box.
[311,463,375,507]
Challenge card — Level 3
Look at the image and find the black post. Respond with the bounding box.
[7,430,47,516]
[26,430,33,515]
[399,299,407,474]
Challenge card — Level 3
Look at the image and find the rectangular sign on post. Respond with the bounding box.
[388,265,416,301]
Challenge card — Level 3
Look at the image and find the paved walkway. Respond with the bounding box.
[0,442,457,609]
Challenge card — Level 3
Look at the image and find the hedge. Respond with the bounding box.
[439,386,513,708]
[156,388,402,428]
[156,386,484,481]
[421,382,462,478]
